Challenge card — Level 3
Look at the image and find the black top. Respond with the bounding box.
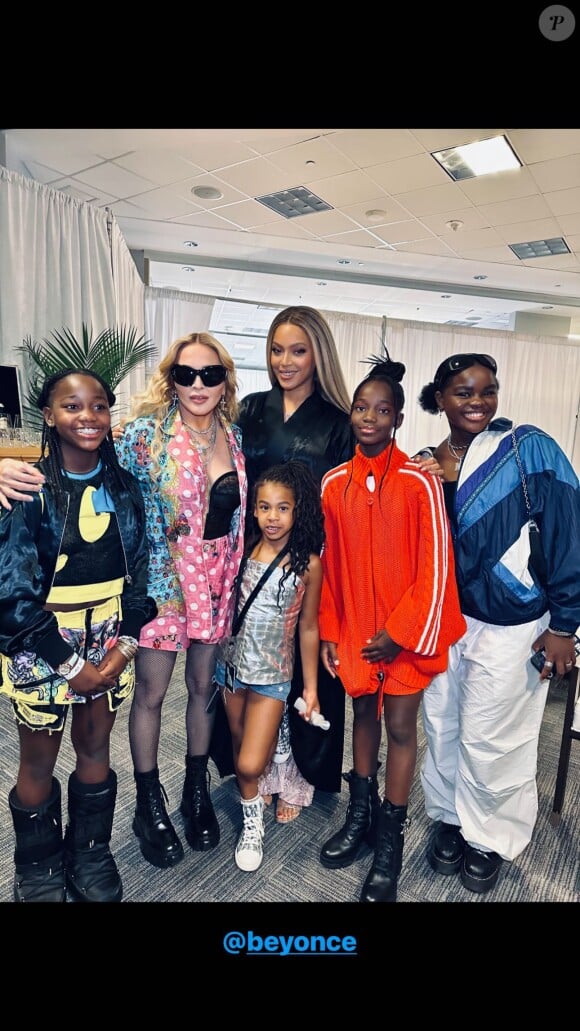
[238,384,354,510]
[203,471,241,540]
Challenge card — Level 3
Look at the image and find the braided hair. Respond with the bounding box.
[249,460,325,607]
[37,368,137,514]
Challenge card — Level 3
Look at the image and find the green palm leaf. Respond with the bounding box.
[17,323,157,428]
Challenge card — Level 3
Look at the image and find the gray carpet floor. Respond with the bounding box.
[0,653,578,905]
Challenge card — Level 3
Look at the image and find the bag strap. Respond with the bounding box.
[232,547,289,636]
[511,427,531,515]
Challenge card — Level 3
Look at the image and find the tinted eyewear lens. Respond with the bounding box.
[171,364,227,388]
[447,353,497,375]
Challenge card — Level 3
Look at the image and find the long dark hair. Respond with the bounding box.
[37,367,135,514]
[249,460,325,605]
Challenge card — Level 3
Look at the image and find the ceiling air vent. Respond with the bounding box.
[255,186,333,219]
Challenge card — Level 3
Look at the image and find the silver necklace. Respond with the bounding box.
[447,434,469,471]
[183,417,214,437]
[183,414,217,466]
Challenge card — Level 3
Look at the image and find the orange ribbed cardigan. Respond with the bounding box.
[319,443,466,699]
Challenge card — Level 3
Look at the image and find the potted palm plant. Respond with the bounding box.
[17,323,157,430]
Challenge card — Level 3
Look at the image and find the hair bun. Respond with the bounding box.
[362,353,406,383]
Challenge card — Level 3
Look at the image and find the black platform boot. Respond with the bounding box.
[9,778,66,903]
[133,767,184,868]
[320,770,373,869]
[180,754,220,851]
[64,770,123,903]
[360,798,408,903]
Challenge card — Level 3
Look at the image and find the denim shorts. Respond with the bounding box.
[214,660,290,702]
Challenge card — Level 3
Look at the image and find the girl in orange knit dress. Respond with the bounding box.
[318,352,466,903]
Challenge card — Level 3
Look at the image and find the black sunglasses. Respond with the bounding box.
[434,353,497,389]
[171,363,227,388]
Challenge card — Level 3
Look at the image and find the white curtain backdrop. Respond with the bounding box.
[322,310,580,468]
[0,166,144,426]
[144,286,215,366]
[110,214,145,418]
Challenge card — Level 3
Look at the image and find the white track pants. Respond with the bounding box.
[420,614,550,861]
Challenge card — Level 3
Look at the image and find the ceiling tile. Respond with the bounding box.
[72,162,158,197]
[304,169,390,207]
[320,228,388,249]
[371,220,435,244]
[115,185,198,219]
[509,129,580,163]
[213,157,298,195]
[528,153,580,192]
[395,182,464,216]
[555,212,580,234]
[114,150,204,185]
[478,194,553,226]
[284,209,359,236]
[368,153,449,194]
[544,186,580,216]
[330,129,424,166]
[444,227,506,253]
[44,177,117,207]
[340,195,409,225]
[418,206,489,234]
[267,137,356,179]
[460,245,521,261]
[496,218,564,245]
[209,199,282,229]
[392,238,457,257]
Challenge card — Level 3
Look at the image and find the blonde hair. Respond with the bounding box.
[126,331,239,478]
[266,306,350,414]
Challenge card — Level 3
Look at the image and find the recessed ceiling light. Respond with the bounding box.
[337,258,351,265]
[542,305,554,310]
[365,209,387,223]
[474,274,488,280]
[181,266,195,272]
[184,240,198,248]
[441,294,451,299]
[305,159,316,166]
[317,281,327,286]
[192,186,223,200]
[509,237,570,260]
[446,220,464,231]
[433,135,521,181]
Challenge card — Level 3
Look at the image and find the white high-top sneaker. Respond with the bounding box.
[235,795,265,871]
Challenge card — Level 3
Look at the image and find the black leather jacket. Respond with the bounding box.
[0,458,157,668]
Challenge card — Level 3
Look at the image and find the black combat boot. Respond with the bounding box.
[9,778,66,902]
[180,754,220,851]
[133,767,184,868]
[320,770,373,869]
[64,769,123,903]
[360,798,408,903]
[365,762,383,849]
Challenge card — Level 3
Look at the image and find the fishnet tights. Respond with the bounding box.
[129,643,218,771]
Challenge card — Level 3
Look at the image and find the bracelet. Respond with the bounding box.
[115,635,139,660]
[548,627,574,638]
[56,653,86,681]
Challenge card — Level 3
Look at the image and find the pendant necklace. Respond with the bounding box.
[183,413,218,467]
[447,434,469,472]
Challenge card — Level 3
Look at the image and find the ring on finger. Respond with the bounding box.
[543,660,554,668]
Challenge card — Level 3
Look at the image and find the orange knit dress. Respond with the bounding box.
[319,442,466,705]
